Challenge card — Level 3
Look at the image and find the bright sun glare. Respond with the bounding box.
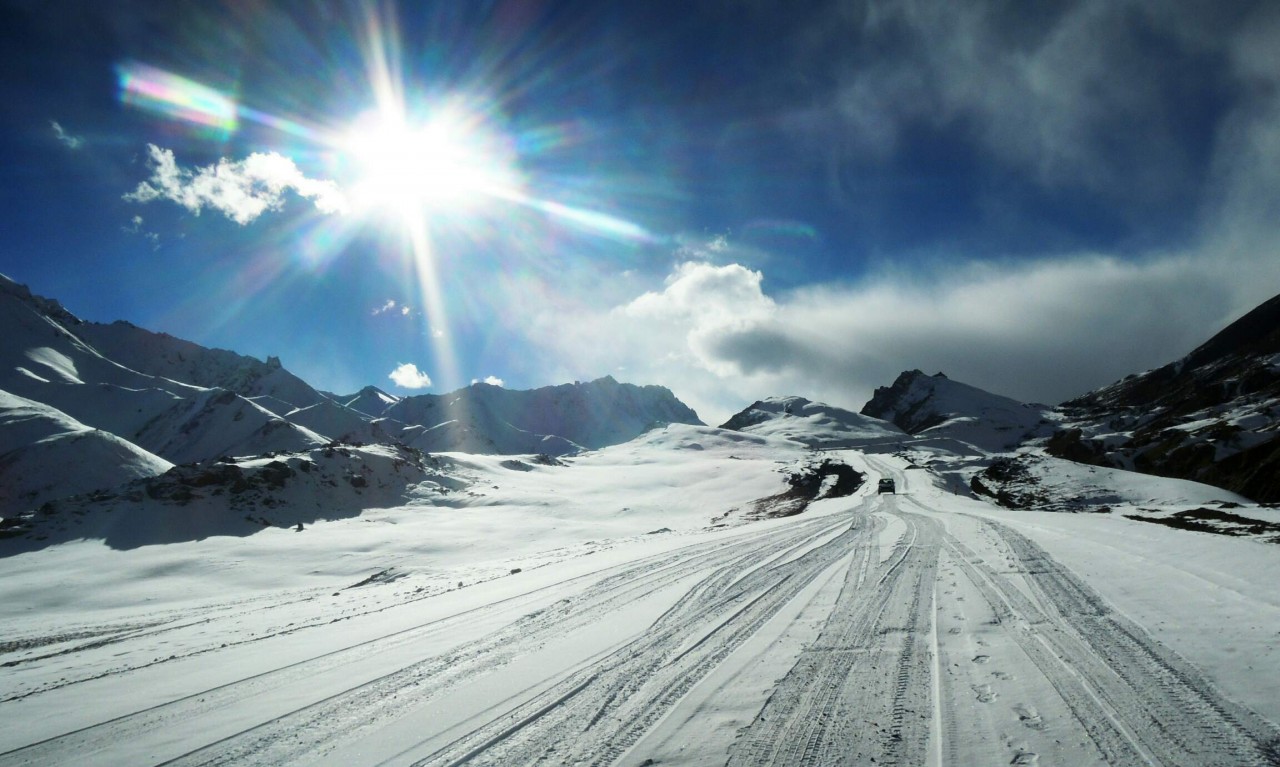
[342,107,516,221]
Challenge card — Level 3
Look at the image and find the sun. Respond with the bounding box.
[341,105,517,222]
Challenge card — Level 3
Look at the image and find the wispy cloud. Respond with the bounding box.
[121,214,160,249]
[50,120,83,150]
[372,300,412,317]
[124,144,347,224]
[472,376,504,387]
[730,0,1278,226]
[388,363,432,389]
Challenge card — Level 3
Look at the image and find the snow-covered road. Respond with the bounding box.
[3,459,1279,766]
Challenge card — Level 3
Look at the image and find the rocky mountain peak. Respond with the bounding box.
[861,370,1050,452]
[861,370,952,433]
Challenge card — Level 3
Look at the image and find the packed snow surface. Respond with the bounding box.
[2,424,1279,766]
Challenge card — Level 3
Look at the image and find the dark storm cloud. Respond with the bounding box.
[725,0,1260,208]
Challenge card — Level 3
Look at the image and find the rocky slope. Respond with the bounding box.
[1050,292,1280,502]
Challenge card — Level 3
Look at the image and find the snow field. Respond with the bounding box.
[3,432,1280,765]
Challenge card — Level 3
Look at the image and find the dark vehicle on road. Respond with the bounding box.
[878,478,896,494]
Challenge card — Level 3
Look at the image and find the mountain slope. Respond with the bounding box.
[1052,292,1280,501]
[720,395,904,447]
[133,388,329,464]
[338,385,400,418]
[0,276,335,466]
[385,377,703,454]
[77,321,327,411]
[283,400,396,445]
[0,389,172,517]
[861,370,1052,452]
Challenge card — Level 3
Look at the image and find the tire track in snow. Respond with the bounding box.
[726,503,941,767]
[904,492,1280,766]
[3,512,866,766]
[404,515,875,766]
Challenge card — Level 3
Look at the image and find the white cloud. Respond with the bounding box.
[522,238,1280,427]
[50,120,83,150]
[623,261,776,378]
[483,376,504,387]
[401,305,411,316]
[388,363,432,389]
[626,261,773,324]
[124,144,348,224]
[372,299,396,316]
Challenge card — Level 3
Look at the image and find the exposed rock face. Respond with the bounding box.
[861,371,954,433]
[1053,292,1280,502]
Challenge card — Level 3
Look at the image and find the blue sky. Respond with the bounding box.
[2,0,1279,425]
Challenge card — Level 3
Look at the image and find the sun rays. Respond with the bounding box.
[115,4,665,393]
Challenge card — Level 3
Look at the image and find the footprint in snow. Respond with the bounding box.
[972,683,998,703]
[1010,751,1039,765]
[972,654,991,664]
[1013,705,1044,730]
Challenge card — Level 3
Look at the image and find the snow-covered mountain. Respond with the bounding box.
[0,275,708,517]
[76,320,328,410]
[385,377,703,456]
[336,385,401,418]
[282,400,397,446]
[1050,291,1280,502]
[0,274,329,471]
[720,395,904,448]
[846,291,1280,503]
[860,370,1052,452]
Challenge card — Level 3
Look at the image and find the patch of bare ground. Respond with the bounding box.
[1125,508,1280,543]
[749,459,864,519]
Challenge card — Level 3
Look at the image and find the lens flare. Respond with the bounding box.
[743,219,821,241]
[117,61,238,139]
[117,61,324,144]
[118,6,671,394]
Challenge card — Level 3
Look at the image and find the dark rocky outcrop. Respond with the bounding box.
[1050,291,1280,502]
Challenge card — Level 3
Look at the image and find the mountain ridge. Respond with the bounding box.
[0,275,709,515]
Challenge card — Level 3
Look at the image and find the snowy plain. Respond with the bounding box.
[2,424,1279,765]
